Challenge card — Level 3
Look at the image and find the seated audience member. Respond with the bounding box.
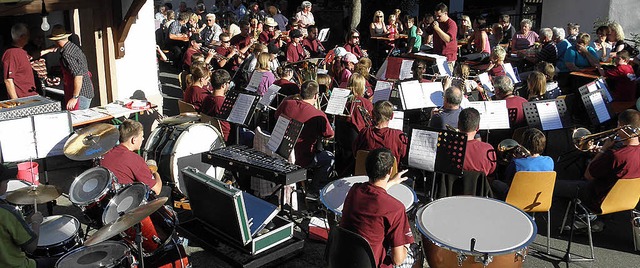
[0,178,44,268]
[529,28,557,64]
[341,148,414,268]
[552,27,572,75]
[527,71,547,101]
[370,10,389,38]
[201,69,232,142]
[201,13,222,47]
[486,46,507,77]
[463,17,490,62]
[608,22,628,57]
[428,86,463,130]
[493,76,528,128]
[493,128,554,199]
[511,19,539,51]
[338,53,358,87]
[354,100,408,163]
[406,17,423,53]
[564,33,601,72]
[102,120,165,196]
[458,108,496,176]
[273,66,299,96]
[457,15,473,41]
[275,81,334,193]
[286,29,307,63]
[498,14,516,45]
[267,6,288,32]
[488,23,503,49]
[566,23,580,46]
[215,33,241,72]
[343,29,367,59]
[302,25,327,58]
[591,25,612,62]
[604,50,637,101]
[535,62,560,99]
[183,63,211,111]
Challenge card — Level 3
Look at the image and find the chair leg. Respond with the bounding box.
[560,201,572,235]
[547,210,551,254]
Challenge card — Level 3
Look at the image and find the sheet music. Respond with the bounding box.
[420,82,444,108]
[246,71,263,92]
[259,84,281,107]
[376,59,388,80]
[267,116,290,152]
[318,28,330,42]
[435,58,452,76]
[70,108,109,125]
[33,112,71,158]
[586,82,598,93]
[589,92,611,123]
[595,78,613,101]
[536,101,563,130]
[372,81,393,103]
[325,88,351,115]
[228,93,256,124]
[504,63,521,83]
[483,101,510,129]
[0,117,36,162]
[408,129,438,171]
[478,72,494,92]
[399,80,425,110]
[399,60,414,80]
[388,111,404,131]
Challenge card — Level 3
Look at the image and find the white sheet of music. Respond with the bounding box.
[33,112,71,158]
[318,28,330,42]
[478,72,494,92]
[376,59,388,80]
[589,93,611,123]
[70,108,108,125]
[259,84,281,107]
[421,82,444,108]
[325,88,351,115]
[246,71,263,92]
[483,100,510,129]
[399,80,425,110]
[388,111,404,131]
[435,58,452,76]
[586,82,598,93]
[408,129,438,171]
[372,81,393,103]
[536,101,563,130]
[399,59,414,80]
[267,116,290,152]
[595,78,614,101]
[504,63,521,83]
[228,93,256,124]
[0,117,36,162]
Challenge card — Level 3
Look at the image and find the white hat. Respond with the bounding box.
[342,52,358,64]
[264,17,278,27]
[334,47,347,57]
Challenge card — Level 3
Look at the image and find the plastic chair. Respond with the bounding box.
[325,225,376,268]
[178,100,197,114]
[354,150,397,176]
[199,114,223,136]
[505,171,556,254]
[560,177,640,262]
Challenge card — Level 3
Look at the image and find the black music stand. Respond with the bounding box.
[407,127,466,201]
[217,90,261,145]
[523,99,571,131]
[580,89,613,126]
[269,116,304,159]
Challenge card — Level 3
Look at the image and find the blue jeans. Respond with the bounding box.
[77,96,92,110]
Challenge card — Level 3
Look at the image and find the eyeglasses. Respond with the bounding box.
[221,40,230,43]
[376,16,383,18]
[352,36,360,39]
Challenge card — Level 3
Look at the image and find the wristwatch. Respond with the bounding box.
[73,95,79,99]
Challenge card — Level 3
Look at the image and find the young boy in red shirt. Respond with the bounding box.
[603,50,637,101]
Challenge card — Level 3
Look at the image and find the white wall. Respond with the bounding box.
[541,0,610,33]
[114,0,162,110]
[609,0,640,41]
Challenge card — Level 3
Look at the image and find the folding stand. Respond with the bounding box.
[580,89,613,126]
[523,99,571,131]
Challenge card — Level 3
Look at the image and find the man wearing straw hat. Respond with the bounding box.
[47,24,94,110]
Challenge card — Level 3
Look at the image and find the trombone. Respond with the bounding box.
[496,139,531,163]
[572,125,640,151]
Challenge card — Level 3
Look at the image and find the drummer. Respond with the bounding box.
[101,120,166,197]
[0,178,44,268]
[340,148,416,267]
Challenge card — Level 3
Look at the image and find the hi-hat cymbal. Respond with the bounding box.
[63,123,119,161]
[5,185,61,205]
[84,197,168,246]
[160,113,201,126]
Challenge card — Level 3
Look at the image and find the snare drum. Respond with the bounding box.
[31,215,83,258]
[69,167,119,226]
[55,241,137,268]
[103,183,177,256]
[416,196,537,268]
[320,175,417,216]
[143,122,225,197]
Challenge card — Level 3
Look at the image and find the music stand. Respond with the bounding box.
[217,90,260,145]
[581,89,613,126]
[268,115,304,159]
[407,127,466,201]
[523,99,571,131]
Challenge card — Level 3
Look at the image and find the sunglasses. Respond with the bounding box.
[352,36,360,39]
[221,40,230,43]
[376,16,383,18]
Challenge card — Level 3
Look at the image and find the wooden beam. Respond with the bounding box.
[114,0,146,59]
[0,0,98,17]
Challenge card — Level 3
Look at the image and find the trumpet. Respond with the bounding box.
[497,139,531,163]
[572,125,640,152]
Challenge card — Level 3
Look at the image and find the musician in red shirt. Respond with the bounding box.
[343,29,366,59]
[302,25,326,58]
[458,108,497,176]
[258,17,282,46]
[286,29,307,63]
[354,100,408,163]
[426,3,458,68]
[215,33,241,72]
[201,69,232,142]
[493,76,528,128]
[230,20,255,57]
[183,64,211,111]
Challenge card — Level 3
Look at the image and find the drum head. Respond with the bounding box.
[102,183,149,224]
[0,180,31,199]
[38,215,80,246]
[416,196,537,255]
[56,241,130,268]
[69,167,114,205]
[320,176,416,215]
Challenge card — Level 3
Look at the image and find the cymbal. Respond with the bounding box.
[84,197,168,246]
[160,113,201,125]
[5,185,61,205]
[63,123,119,161]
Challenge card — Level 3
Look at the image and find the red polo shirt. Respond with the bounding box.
[354,127,408,162]
[463,140,497,176]
[428,18,458,62]
[101,145,156,188]
[201,95,231,142]
[2,47,37,98]
[184,85,209,111]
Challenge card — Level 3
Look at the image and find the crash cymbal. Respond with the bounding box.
[160,113,201,125]
[5,185,61,205]
[63,123,119,161]
[84,197,168,246]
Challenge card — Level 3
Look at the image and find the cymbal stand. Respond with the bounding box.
[135,222,146,268]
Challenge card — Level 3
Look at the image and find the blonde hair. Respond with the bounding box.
[491,46,506,62]
[354,57,372,78]
[347,73,366,97]
[374,10,384,21]
[527,71,546,99]
[257,53,271,71]
[461,15,471,25]
[454,63,470,80]
[608,22,625,41]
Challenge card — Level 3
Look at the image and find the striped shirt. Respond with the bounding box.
[60,41,94,98]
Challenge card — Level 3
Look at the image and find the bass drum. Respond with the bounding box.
[143,122,225,197]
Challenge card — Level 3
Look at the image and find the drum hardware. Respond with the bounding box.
[69,167,119,230]
[572,125,640,152]
[496,139,531,163]
[63,123,119,161]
